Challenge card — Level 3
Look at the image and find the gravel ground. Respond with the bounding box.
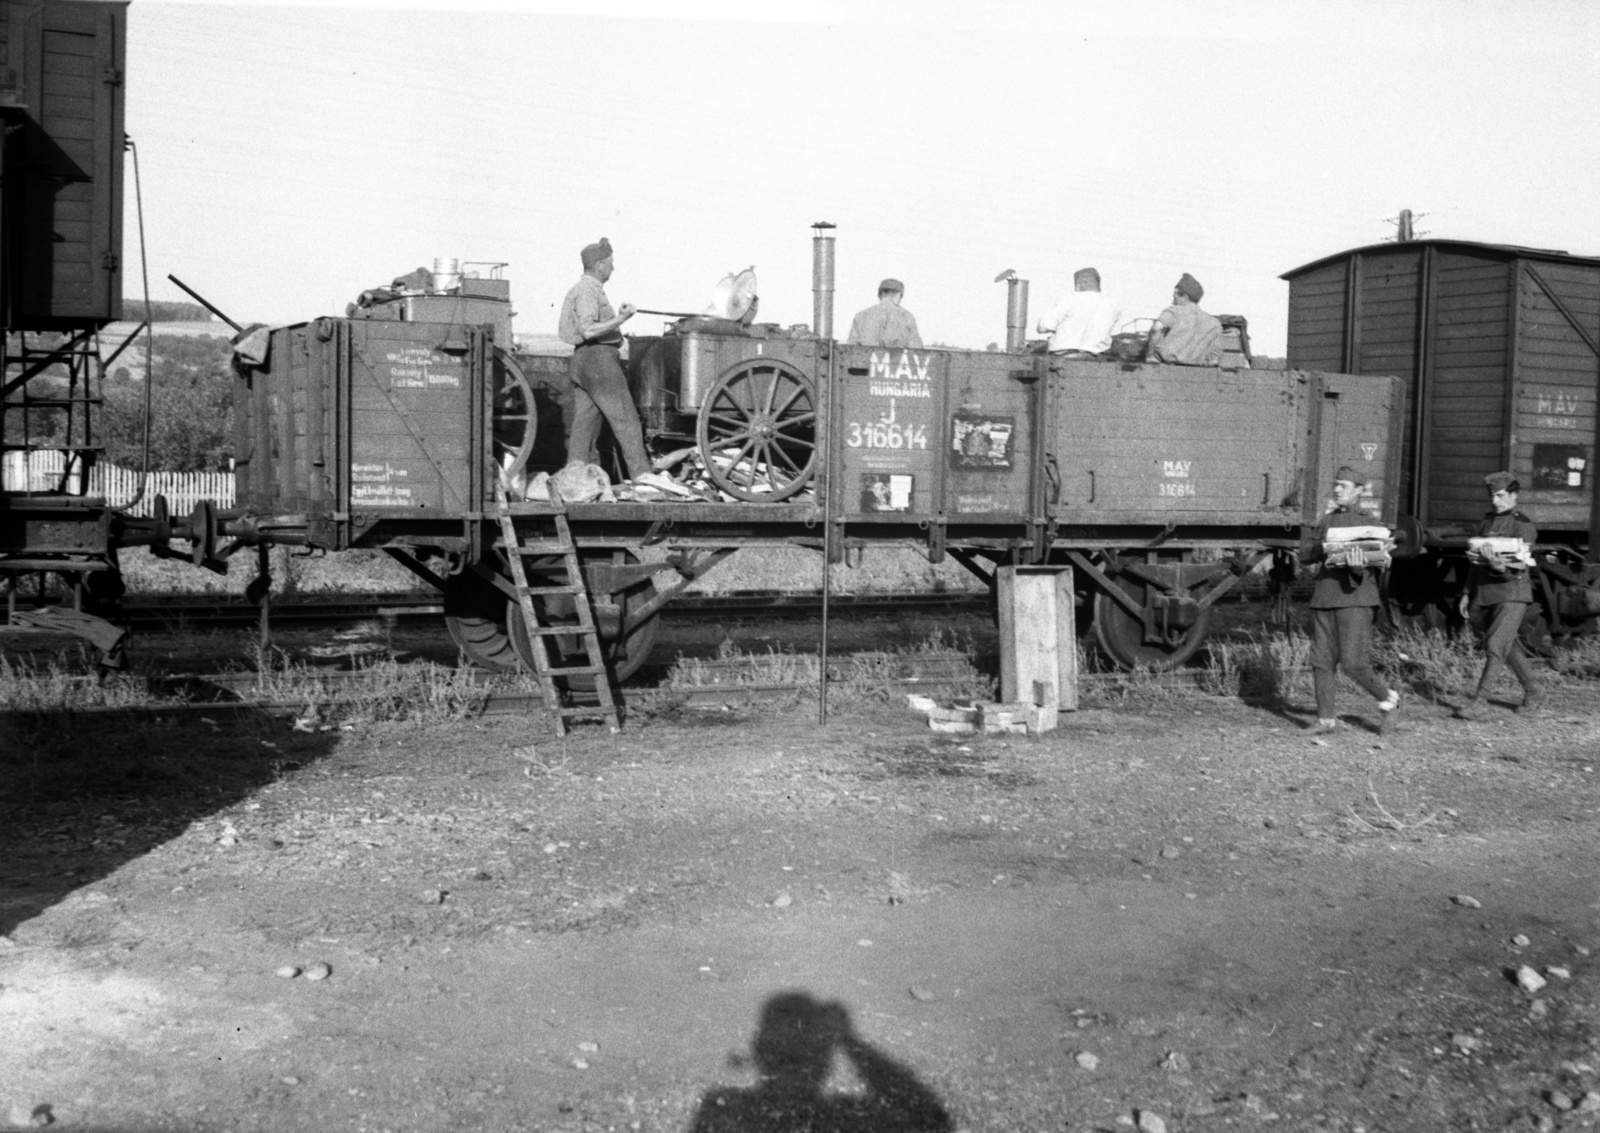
[4,659,1600,1132]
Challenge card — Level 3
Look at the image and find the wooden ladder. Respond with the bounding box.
[495,490,621,735]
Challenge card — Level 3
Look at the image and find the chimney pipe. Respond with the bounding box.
[811,222,836,339]
[995,269,1029,352]
[1397,209,1414,242]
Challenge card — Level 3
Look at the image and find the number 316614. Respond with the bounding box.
[846,421,928,450]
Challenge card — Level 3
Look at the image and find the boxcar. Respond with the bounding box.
[1283,239,1600,643]
[1,0,142,651]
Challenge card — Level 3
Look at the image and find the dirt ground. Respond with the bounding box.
[4,654,1600,1132]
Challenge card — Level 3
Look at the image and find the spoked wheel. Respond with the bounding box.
[491,347,538,487]
[508,549,662,688]
[443,570,519,673]
[696,358,817,502]
[1092,577,1211,671]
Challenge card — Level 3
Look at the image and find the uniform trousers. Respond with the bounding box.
[1473,600,1539,694]
[569,344,650,480]
[1309,605,1389,719]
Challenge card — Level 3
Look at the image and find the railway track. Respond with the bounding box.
[98,589,996,631]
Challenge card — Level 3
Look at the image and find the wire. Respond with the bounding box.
[119,136,155,511]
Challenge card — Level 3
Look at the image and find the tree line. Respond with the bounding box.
[6,333,234,473]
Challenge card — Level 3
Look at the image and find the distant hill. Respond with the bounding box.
[122,299,218,323]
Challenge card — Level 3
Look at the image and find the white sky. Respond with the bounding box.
[125,0,1600,355]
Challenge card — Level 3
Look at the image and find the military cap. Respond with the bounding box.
[878,278,904,294]
[581,238,613,269]
[1483,470,1518,493]
[1175,273,1203,302]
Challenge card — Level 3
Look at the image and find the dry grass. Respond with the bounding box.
[0,645,509,727]
[659,629,994,708]
[0,654,154,712]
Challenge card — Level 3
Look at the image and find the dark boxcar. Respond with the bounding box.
[1283,240,1600,542]
[1,1,131,657]
[0,0,126,327]
[1283,239,1600,641]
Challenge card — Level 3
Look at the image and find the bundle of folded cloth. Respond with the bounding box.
[1467,536,1536,568]
[1322,525,1393,569]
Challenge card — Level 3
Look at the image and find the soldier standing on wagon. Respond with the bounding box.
[558,237,652,483]
[847,278,923,349]
[1306,466,1403,736]
[1457,470,1545,719]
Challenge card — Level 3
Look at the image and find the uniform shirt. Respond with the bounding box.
[1035,289,1124,354]
[847,299,923,349]
[1151,303,1222,365]
[1468,509,1538,606]
[1308,507,1383,609]
[557,274,622,347]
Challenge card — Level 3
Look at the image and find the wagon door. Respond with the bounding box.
[336,320,487,544]
[836,345,944,520]
[1309,371,1405,525]
[942,352,1044,522]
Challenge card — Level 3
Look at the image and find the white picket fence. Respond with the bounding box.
[1,450,234,515]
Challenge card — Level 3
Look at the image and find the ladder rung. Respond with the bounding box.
[509,542,575,555]
[520,625,591,638]
[546,666,606,677]
[517,586,583,597]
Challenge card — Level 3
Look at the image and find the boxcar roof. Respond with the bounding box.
[1281,238,1600,280]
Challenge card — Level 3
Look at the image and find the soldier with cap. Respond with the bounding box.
[1304,465,1403,736]
[847,279,923,349]
[1458,471,1544,718]
[1145,272,1223,365]
[1036,267,1124,357]
[557,237,652,482]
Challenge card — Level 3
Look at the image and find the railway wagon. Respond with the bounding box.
[0,0,168,657]
[226,262,1404,675]
[1282,239,1600,645]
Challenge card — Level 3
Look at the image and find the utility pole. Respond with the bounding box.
[1386,208,1426,242]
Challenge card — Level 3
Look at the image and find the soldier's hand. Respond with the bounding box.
[618,302,637,320]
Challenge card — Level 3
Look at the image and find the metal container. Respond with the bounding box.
[432,257,462,292]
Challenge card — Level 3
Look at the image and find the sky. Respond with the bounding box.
[123,0,1600,355]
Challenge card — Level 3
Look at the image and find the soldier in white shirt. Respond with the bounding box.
[1036,267,1123,357]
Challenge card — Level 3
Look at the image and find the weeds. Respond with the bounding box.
[2,645,499,726]
[1200,631,1310,704]
[0,654,151,712]
[660,630,995,708]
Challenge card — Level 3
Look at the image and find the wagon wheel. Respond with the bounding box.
[443,569,519,673]
[508,548,662,687]
[696,358,817,502]
[1092,576,1211,671]
[491,346,537,487]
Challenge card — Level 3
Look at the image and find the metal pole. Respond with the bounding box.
[1007,277,1030,352]
[813,222,836,724]
[812,222,836,341]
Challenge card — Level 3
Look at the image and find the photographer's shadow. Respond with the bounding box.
[689,992,952,1133]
